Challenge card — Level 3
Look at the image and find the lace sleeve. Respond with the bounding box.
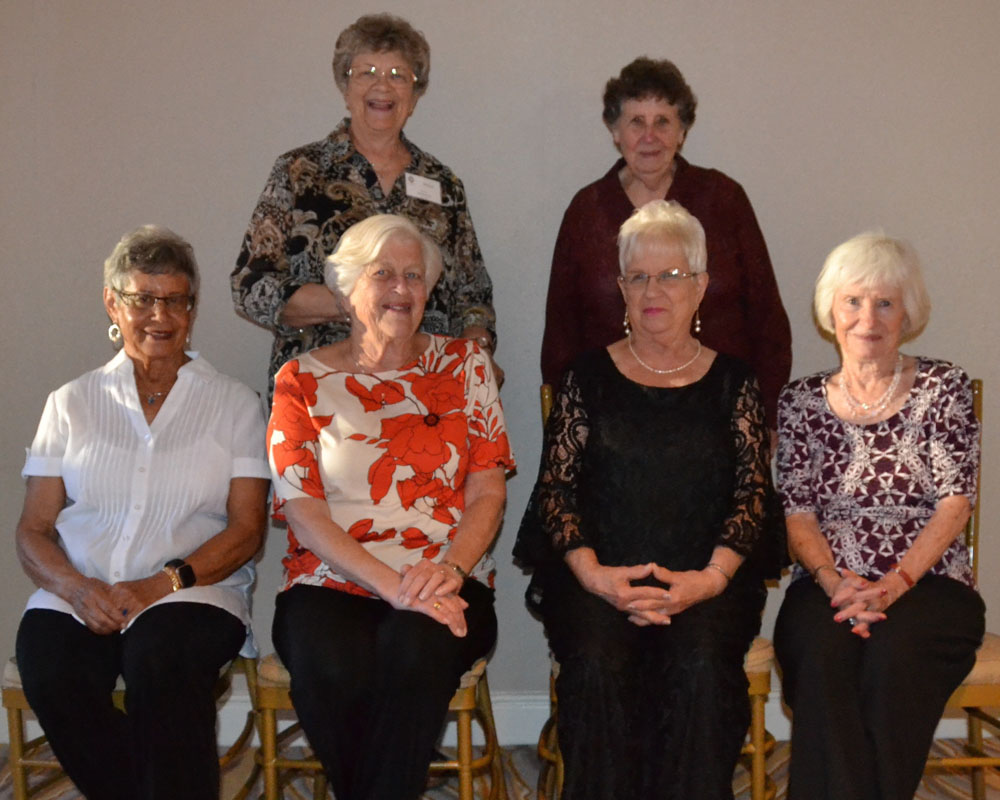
[513,368,590,566]
[718,373,770,557]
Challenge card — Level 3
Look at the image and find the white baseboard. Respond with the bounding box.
[3,687,975,746]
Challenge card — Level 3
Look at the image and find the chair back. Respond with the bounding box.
[540,384,553,426]
[966,378,983,581]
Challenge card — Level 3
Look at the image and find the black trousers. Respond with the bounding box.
[15,603,244,800]
[774,575,984,800]
[541,564,766,800]
[272,580,497,800]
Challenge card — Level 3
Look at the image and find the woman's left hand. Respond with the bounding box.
[398,558,464,606]
[626,564,728,624]
[831,569,902,638]
[109,574,172,627]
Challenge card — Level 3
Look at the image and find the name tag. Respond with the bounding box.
[405,173,442,205]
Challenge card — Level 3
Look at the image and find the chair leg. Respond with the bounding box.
[260,706,280,800]
[749,691,767,800]
[456,706,475,800]
[6,705,29,800]
[313,771,328,799]
[476,676,507,800]
[969,713,985,800]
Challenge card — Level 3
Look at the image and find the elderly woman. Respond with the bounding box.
[773,233,985,800]
[267,213,513,800]
[541,56,791,430]
[516,200,778,799]
[233,12,497,398]
[14,226,270,800]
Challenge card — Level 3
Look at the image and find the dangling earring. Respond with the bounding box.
[623,309,632,337]
[108,322,122,344]
[693,310,702,335]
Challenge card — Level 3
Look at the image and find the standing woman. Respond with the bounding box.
[14,226,271,799]
[774,233,985,800]
[541,56,790,429]
[233,13,498,398]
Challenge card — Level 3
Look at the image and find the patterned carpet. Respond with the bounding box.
[1,740,999,798]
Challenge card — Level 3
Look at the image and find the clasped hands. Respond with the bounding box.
[395,558,468,637]
[580,562,728,627]
[69,574,175,634]
[826,568,902,638]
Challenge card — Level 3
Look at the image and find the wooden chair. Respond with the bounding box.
[244,653,507,800]
[1,655,257,800]
[536,640,776,800]
[535,384,777,800]
[923,378,1000,799]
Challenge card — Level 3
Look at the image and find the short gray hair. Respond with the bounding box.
[618,200,707,275]
[103,225,199,298]
[814,232,931,338]
[324,214,443,298]
[332,13,431,99]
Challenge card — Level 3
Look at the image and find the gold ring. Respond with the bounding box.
[433,601,442,610]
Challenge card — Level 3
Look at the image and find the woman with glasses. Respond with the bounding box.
[14,225,270,800]
[541,56,791,434]
[233,12,499,399]
[516,200,780,799]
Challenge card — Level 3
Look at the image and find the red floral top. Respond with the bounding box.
[268,335,514,596]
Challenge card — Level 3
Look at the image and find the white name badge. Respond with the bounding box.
[405,173,442,205]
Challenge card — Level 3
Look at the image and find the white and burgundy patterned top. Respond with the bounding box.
[777,357,979,588]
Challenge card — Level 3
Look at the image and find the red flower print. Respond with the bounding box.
[398,475,447,510]
[379,412,467,475]
[400,527,431,549]
[270,360,333,445]
[346,376,406,412]
[406,371,466,416]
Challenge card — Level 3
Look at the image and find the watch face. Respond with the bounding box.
[166,559,196,588]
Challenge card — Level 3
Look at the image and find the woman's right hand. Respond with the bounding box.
[566,549,669,618]
[69,576,127,634]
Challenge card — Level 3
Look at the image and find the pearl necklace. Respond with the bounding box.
[628,338,702,375]
[839,354,903,419]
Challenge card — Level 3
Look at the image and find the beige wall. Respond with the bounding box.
[2,0,999,735]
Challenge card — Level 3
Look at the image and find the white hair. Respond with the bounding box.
[618,199,707,275]
[813,231,930,338]
[324,214,443,298]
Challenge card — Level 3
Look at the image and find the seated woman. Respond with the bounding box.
[774,232,985,800]
[515,200,778,799]
[14,226,271,800]
[267,214,513,800]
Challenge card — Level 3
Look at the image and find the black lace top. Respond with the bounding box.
[515,349,779,588]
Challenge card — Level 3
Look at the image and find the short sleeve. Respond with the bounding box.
[465,342,514,473]
[928,367,981,505]
[776,379,820,516]
[266,359,334,517]
[229,385,271,480]
[22,389,68,478]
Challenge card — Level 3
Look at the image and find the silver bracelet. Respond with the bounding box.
[706,561,732,583]
[442,559,468,582]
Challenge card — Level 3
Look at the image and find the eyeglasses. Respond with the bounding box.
[346,64,418,87]
[620,269,699,290]
[115,290,195,313]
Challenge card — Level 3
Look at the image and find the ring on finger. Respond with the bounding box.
[433,601,442,610]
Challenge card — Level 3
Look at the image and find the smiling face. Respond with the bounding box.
[618,236,707,342]
[104,270,194,367]
[343,49,418,139]
[348,234,428,342]
[832,281,906,363]
[611,96,686,180]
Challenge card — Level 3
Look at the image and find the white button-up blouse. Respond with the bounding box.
[21,350,270,650]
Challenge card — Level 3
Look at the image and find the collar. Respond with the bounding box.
[104,349,215,384]
[327,117,420,168]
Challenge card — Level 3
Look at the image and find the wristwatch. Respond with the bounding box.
[164,558,196,589]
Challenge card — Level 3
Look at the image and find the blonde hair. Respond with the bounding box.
[618,200,707,275]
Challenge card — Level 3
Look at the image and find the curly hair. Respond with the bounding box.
[332,13,431,99]
[602,57,697,131]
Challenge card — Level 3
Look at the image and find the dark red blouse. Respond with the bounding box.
[540,156,792,428]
